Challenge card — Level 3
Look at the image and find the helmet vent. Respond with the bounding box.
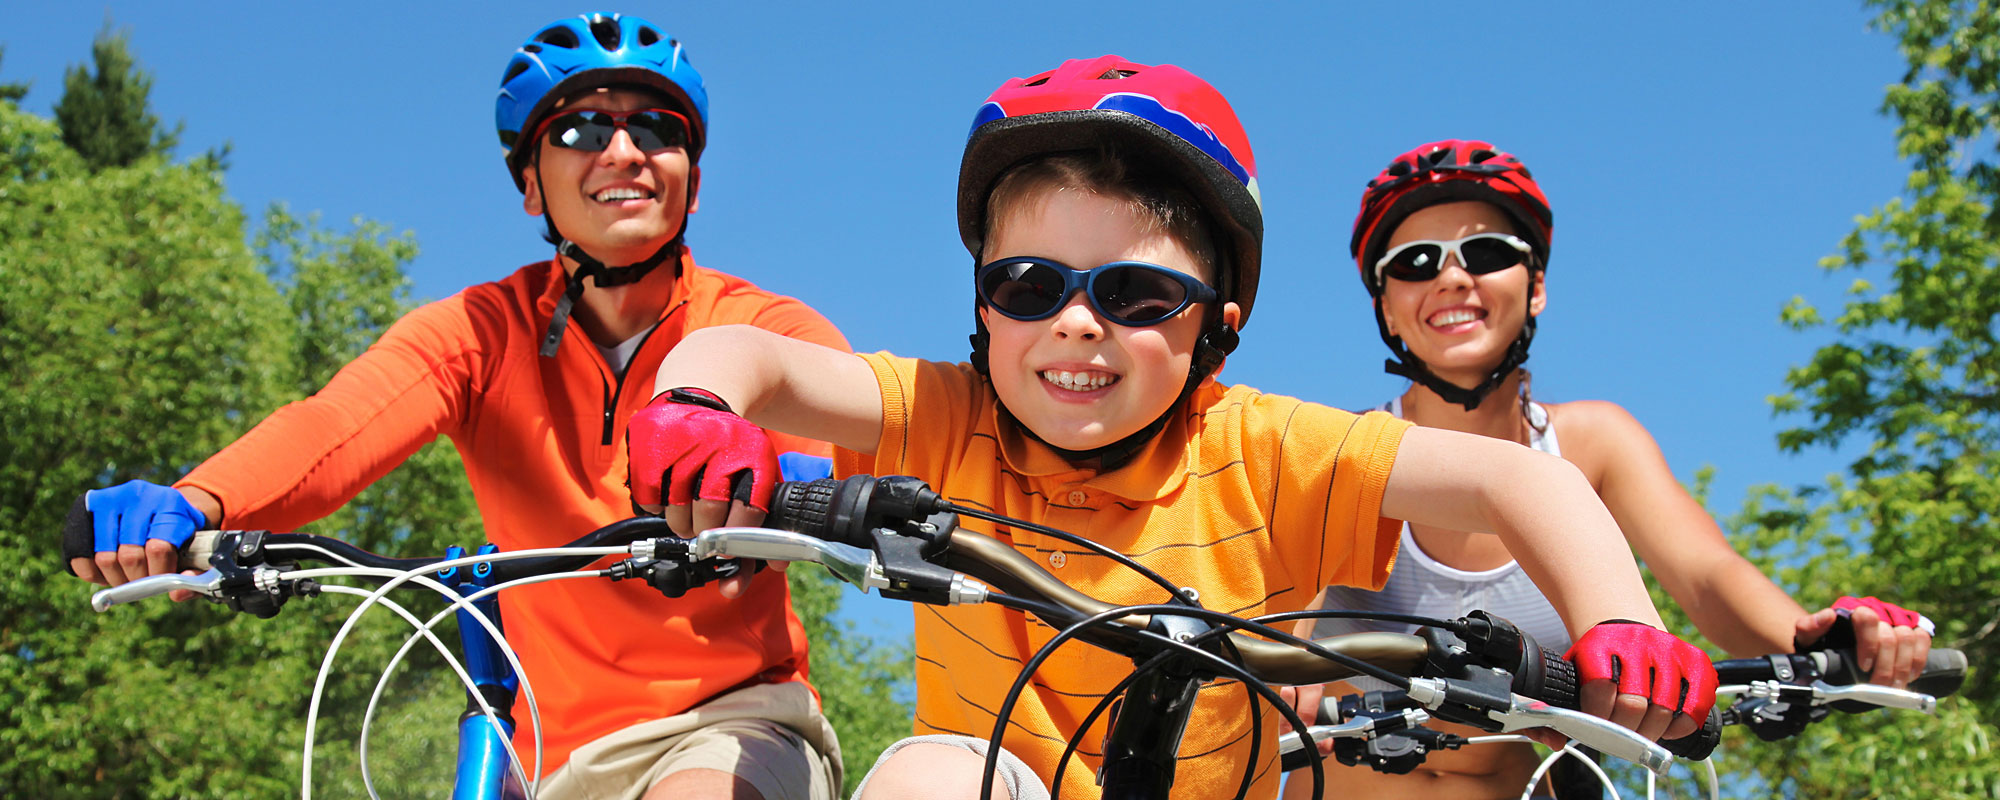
[1387,162,1412,178]
[534,28,578,49]
[638,26,661,46]
[1469,149,1497,163]
[1096,69,1138,79]
[1024,76,1050,87]
[504,62,530,83]
[589,15,623,51]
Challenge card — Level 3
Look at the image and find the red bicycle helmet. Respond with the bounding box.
[1350,139,1552,297]
[957,55,1264,326]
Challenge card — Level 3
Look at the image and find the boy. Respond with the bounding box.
[628,56,1713,799]
[71,13,844,800]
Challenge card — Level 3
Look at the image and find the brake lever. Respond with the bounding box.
[1405,678,1674,774]
[91,568,226,611]
[1727,680,1938,714]
[682,527,890,593]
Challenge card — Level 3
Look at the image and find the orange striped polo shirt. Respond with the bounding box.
[834,354,1409,798]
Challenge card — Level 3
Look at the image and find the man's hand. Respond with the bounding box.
[71,480,211,601]
[1794,596,1934,689]
[627,387,783,598]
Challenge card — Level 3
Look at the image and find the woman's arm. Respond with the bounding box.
[650,324,883,453]
[1560,401,1803,656]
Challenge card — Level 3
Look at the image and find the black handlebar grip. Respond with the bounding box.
[1816,647,1968,698]
[765,479,838,538]
[61,492,94,576]
[1660,708,1722,760]
[1533,647,1581,711]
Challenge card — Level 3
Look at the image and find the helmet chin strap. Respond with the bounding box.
[539,236,679,357]
[533,158,688,358]
[1373,296,1536,412]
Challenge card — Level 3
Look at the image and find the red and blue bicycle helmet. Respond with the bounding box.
[1350,139,1554,410]
[958,55,1263,327]
[496,11,709,192]
[957,56,1262,467]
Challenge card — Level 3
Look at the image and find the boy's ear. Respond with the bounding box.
[521,164,545,216]
[1222,302,1242,333]
[686,165,701,214]
[1528,269,1548,317]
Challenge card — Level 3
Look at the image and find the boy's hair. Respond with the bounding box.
[983,146,1220,277]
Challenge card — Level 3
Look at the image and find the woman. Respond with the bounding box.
[1282,140,1934,799]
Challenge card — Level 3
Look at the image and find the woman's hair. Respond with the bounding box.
[983,146,1219,276]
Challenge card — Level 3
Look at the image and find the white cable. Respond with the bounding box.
[305,584,477,798]
[1519,742,1621,800]
[295,548,619,798]
[358,571,604,800]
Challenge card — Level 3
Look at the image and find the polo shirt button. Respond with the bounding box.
[1067,490,1087,505]
[1049,551,1067,569]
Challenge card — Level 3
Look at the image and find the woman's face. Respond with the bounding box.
[1377,201,1545,388]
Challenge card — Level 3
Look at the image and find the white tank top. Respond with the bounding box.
[1309,398,1572,692]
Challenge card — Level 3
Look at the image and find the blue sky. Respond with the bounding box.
[8,2,1911,632]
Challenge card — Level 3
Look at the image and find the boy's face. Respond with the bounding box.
[521,87,700,268]
[979,187,1237,452]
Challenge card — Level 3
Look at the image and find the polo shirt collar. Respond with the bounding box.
[990,380,1226,502]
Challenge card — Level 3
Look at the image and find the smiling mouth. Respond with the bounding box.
[593,187,654,203]
[1041,369,1120,392]
[1427,308,1485,328]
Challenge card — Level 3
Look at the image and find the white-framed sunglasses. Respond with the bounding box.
[1375,232,1532,284]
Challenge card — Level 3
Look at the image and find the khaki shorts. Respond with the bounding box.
[524,681,842,800]
[852,734,1049,800]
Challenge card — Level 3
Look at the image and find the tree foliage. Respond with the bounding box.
[52,24,180,171]
[0,37,911,796]
[1643,1,2000,796]
[0,47,29,103]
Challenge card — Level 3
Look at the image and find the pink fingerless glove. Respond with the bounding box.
[1565,621,1719,724]
[1834,595,1934,635]
[627,387,780,511]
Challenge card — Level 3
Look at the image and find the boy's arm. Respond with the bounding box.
[649,324,882,452]
[1382,425,1661,632]
[1381,425,1713,741]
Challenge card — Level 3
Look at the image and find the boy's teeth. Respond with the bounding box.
[595,187,649,201]
[1040,370,1118,391]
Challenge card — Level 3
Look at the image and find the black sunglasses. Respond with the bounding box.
[1375,232,1532,283]
[975,257,1216,326]
[535,108,692,154]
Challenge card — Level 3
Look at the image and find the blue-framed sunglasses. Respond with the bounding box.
[975,257,1217,326]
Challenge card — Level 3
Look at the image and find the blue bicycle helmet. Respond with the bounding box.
[497,12,710,191]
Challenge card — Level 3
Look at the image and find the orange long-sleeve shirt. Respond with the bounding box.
[179,251,850,774]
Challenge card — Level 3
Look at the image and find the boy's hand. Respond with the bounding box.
[1566,621,1718,742]
[627,388,782,599]
[1794,596,1934,689]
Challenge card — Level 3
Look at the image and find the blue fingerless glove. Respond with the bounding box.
[85,480,207,552]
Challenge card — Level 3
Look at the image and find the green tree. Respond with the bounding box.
[52,24,180,170]
[0,47,30,103]
[1647,1,2000,796]
[1,71,911,796]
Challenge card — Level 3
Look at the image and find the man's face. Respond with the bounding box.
[978,186,1236,452]
[521,87,699,268]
